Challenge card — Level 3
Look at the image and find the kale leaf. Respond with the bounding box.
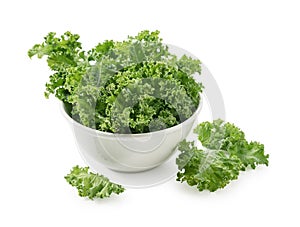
[65,166,125,199]
[176,119,269,192]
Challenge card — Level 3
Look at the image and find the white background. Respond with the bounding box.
[1,0,299,226]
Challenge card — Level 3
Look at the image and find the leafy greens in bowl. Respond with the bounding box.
[29,30,204,172]
[28,30,203,134]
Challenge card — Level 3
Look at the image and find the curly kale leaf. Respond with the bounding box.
[177,120,269,192]
[28,31,89,102]
[176,141,242,192]
[65,166,125,200]
[194,119,269,169]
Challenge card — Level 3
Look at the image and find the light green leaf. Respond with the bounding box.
[65,166,125,200]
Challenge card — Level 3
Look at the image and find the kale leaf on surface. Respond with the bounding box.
[176,119,269,192]
[65,166,125,199]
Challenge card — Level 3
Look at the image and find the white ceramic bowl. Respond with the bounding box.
[61,99,202,172]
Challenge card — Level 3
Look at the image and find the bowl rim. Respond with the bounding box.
[60,95,203,137]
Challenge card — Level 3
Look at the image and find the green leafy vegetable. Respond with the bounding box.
[194,119,269,169]
[177,140,243,192]
[65,166,125,199]
[28,32,88,101]
[176,119,269,192]
[28,30,203,133]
